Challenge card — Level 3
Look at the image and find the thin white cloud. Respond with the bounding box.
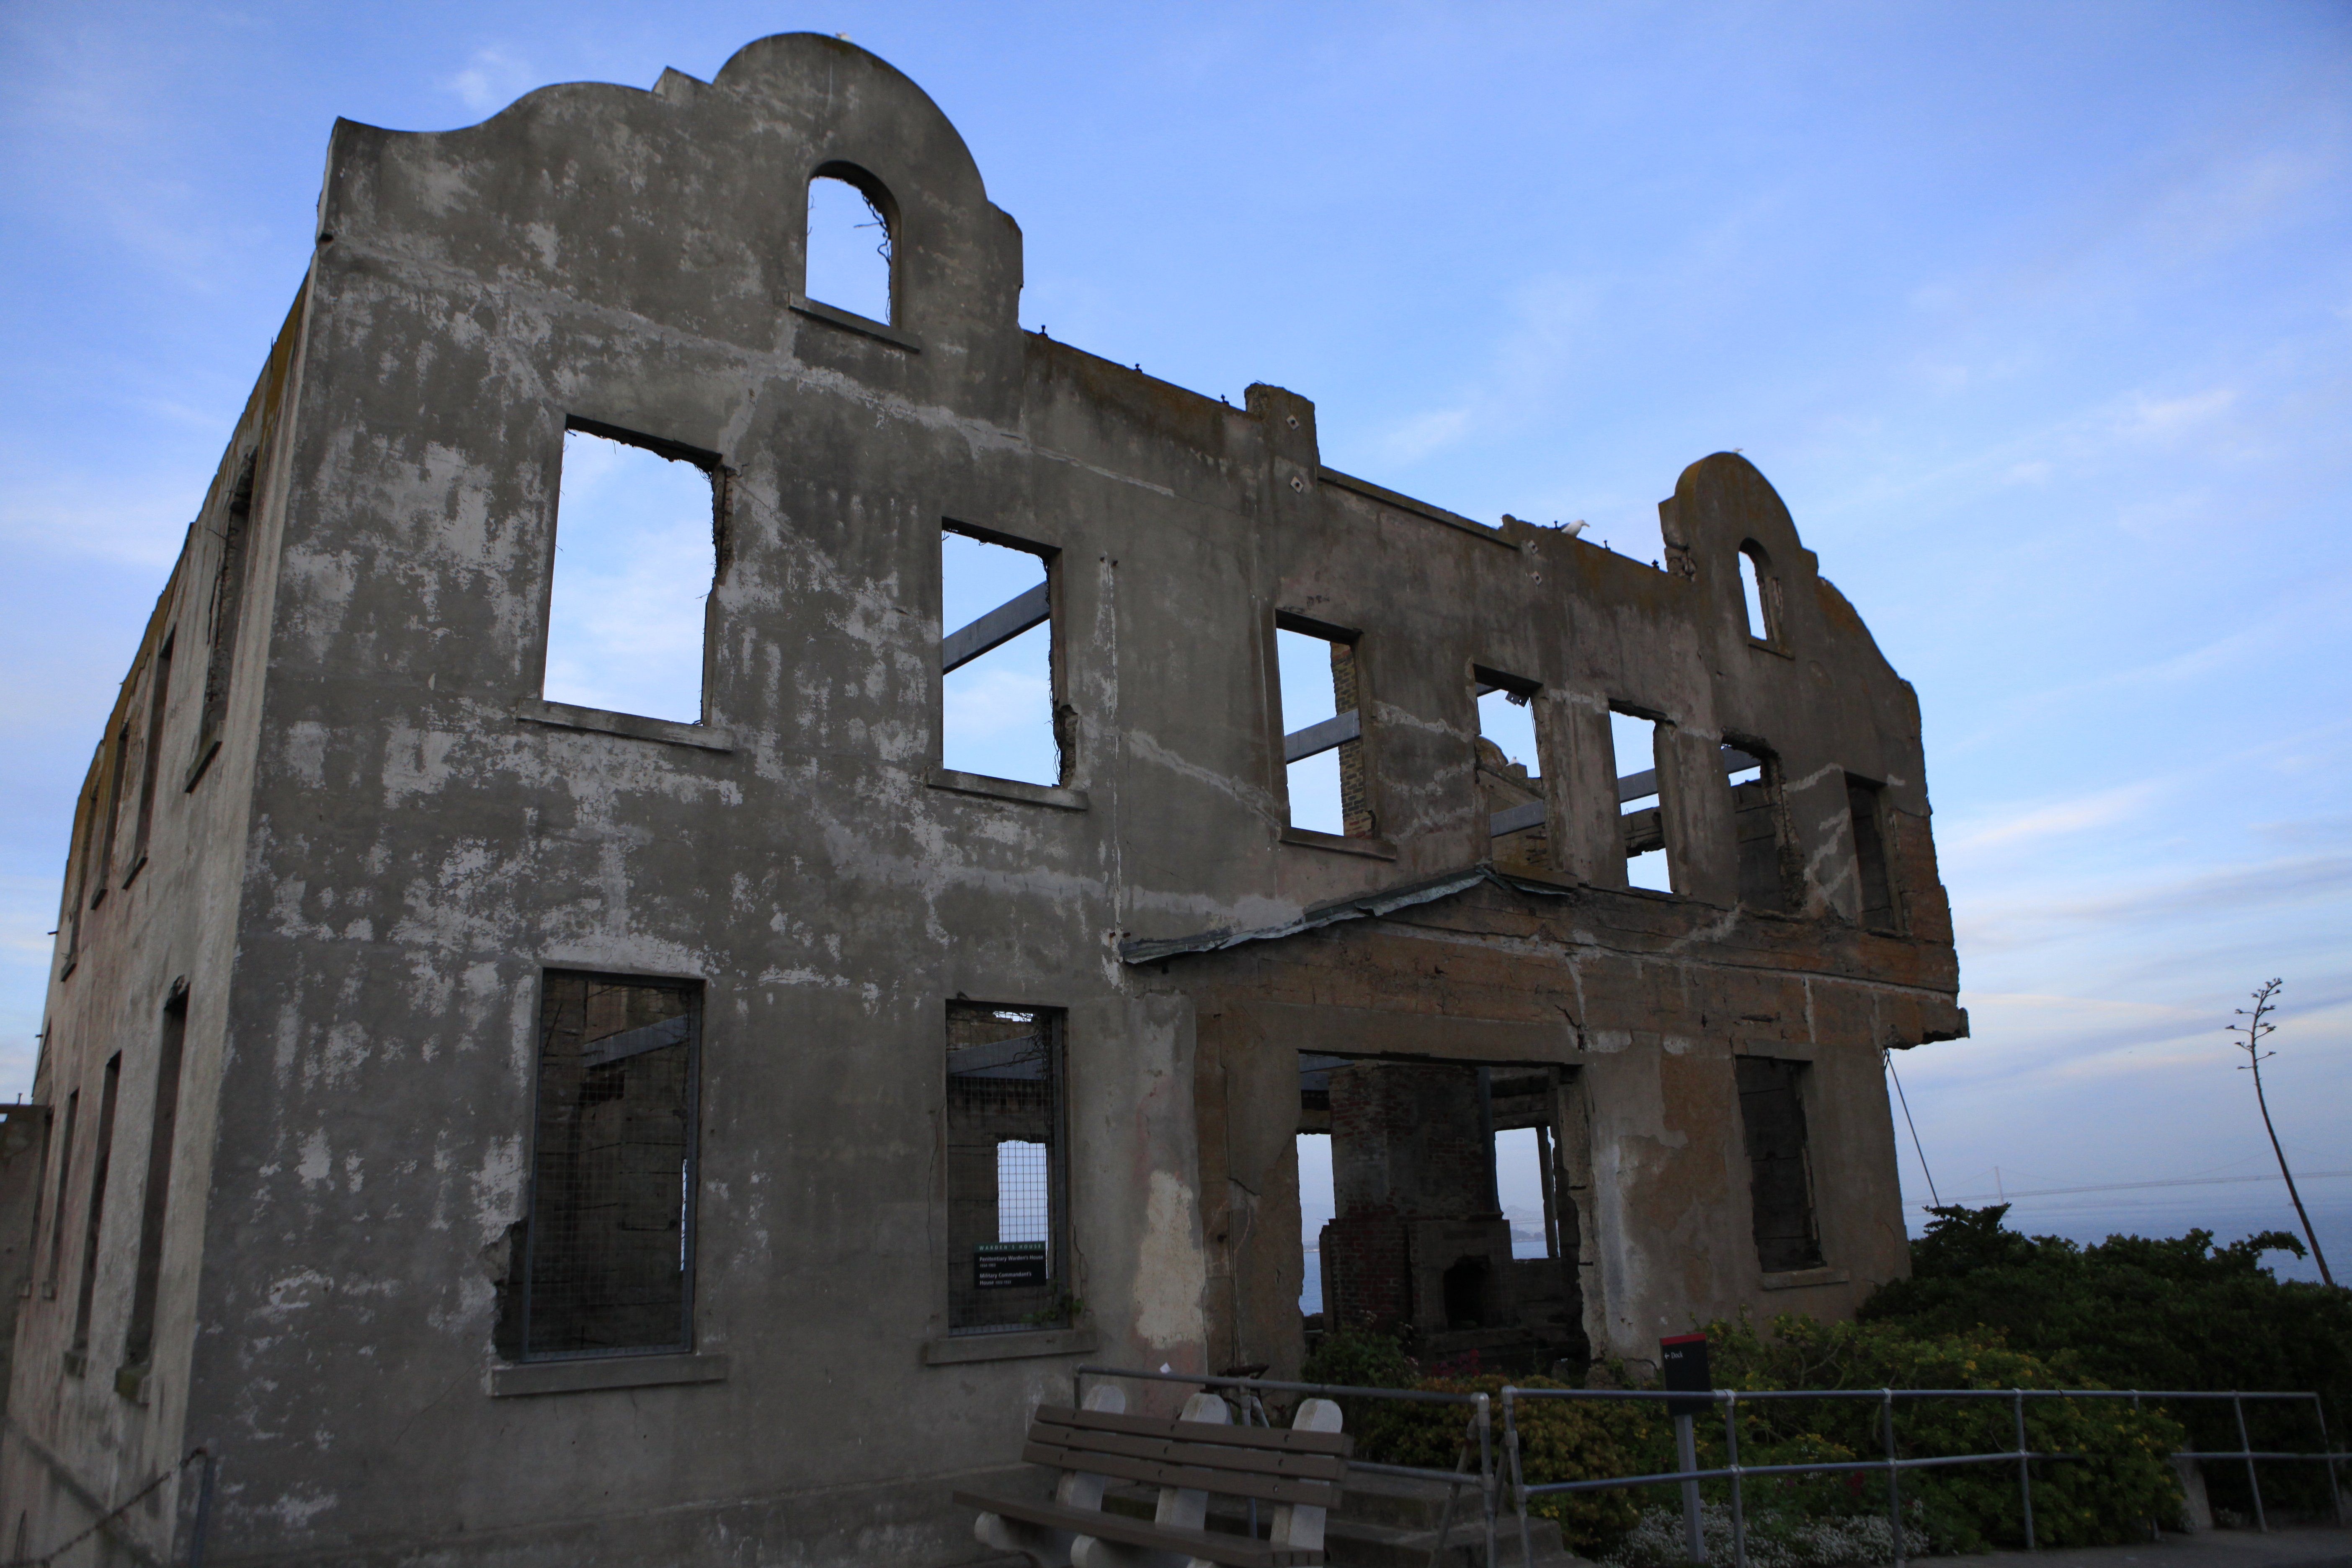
[2114,385,2238,440]
[446,48,537,116]
[1945,780,2159,852]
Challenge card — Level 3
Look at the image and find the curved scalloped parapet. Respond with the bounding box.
[315,32,1021,384]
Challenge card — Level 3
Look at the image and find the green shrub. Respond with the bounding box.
[1862,1204,2352,1518]
[1693,1313,2186,1552]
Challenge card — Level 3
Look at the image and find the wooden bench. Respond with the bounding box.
[956,1385,1351,1568]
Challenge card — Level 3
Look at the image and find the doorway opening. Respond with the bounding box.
[1295,1052,1586,1374]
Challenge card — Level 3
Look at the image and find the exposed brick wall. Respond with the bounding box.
[1331,640,1372,838]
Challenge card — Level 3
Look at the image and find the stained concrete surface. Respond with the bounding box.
[4,32,1965,1568]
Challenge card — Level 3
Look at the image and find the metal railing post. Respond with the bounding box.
[2134,1392,2156,1542]
[1884,1389,1904,1568]
[1506,1388,1534,1568]
[2315,1394,2346,1529]
[1430,1422,1473,1568]
[1675,1410,1706,1565]
[1477,1393,1498,1568]
[2233,1394,2267,1532]
[1725,1390,1748,1568]
[2014,1389,2035,1550]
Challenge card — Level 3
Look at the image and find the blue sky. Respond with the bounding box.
[4,3,2347,1277]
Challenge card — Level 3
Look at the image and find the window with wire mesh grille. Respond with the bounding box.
[500,972,699,1360]
[946,1002,1067,1334]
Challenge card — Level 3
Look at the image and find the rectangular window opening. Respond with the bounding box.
[45,1088,78,1299]
[940,525,1060,786]
[192,460,255,779]
[1278,621,1367,837]
[1736,1055,1823,1273]
[93,727,129,909]
[1493,1127,1554,1259]
[1609,708,1671,891]
[542,425,721,727]
[129,635,172,880]
[946,1003,1067,1335]
[1847,776,1898,932]
[122,991,188,1371]
[71,1054,123,1358]
[1475,670,1545,859]
[63,784,99,968]
[503,971,700,1360]
[1296,1130,1333,1323]
[1728,740,1795,914]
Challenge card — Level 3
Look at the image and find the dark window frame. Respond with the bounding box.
[1735,1053,1824,1273]
[505,969,704,1363]
[944,1001,1071,1336]
[1725,735,1801,915]
[1845,774,1900,933]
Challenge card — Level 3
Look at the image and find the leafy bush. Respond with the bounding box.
[1305,1311,2187,1558]
[1303,1332,1652,1554]
[1862,1204,2352,1517]
[1695,1313,2185,1552]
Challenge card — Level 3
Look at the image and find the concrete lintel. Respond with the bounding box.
[1759,1266,1851,1292]
[927,769,1089,812]
[1736,1039,1818,1061]
[1240,998,1573,1064]
[514,697,734,752]
[489,1351,730,1398]
[921,1326,1097,1366]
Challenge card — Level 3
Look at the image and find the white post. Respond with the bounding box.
[1270,1398,1345,1559]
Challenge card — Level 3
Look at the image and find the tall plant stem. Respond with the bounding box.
[2235,980,2335,1287]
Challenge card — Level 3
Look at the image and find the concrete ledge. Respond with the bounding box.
[1280,825,1398,859]
[1759,1265,1850,1292]
[928,769,1089,812]
[789,295,923,353]
[921,1326,1097,1366]
[514,697,734,752]
[1316,466,1515,549]
[490,1351,729,1398]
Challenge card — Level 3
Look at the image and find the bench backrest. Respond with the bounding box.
[1024,1402,1352,1511]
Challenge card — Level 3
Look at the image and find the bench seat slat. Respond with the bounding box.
[1029,1420,1348,1483]
[1032,1405,1353,1458]
[1021,1439,1341,1508]
[952,1488,1322,1568]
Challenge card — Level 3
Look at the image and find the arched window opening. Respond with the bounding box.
[1738,542,1778,644]
[805,170,893,324]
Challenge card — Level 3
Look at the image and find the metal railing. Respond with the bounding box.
[1503,1386,2349,1568]
[1075,1364,2347,1568]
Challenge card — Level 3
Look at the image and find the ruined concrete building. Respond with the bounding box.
[3,33,1963,1568]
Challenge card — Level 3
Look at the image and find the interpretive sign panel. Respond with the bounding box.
[976,1241,1048,1289]
[1661,1331,1712,1418]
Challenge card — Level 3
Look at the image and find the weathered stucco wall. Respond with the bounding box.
[5,32,1961,1568]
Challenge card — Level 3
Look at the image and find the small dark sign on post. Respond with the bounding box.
[1661,1331,1712,1418]
[975,1241,1048,1289]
